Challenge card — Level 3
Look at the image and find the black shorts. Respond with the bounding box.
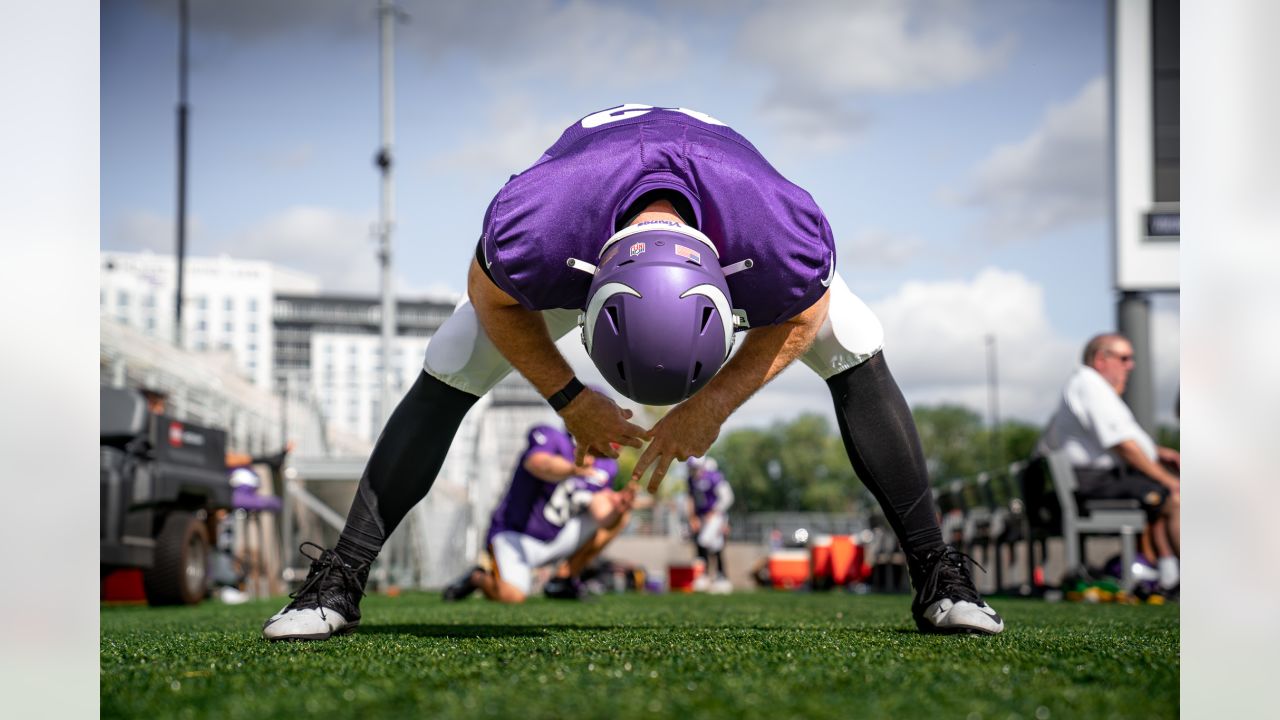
[1074,466,1170,520]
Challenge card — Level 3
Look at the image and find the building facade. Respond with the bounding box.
[100,251,320,389]
[273,292,457,441]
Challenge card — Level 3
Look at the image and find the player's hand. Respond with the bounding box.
[570,455,596,477]
[617,485,637,512]
[632,397,726,493]
[1157,446,1180,471]
[559,388,646,464]
[689,516,701,533]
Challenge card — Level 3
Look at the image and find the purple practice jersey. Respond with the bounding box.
[689,470,729,517]
[486,425,619,544]
[479,104,836,328]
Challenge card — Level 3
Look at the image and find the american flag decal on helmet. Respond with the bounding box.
[674,244,701,264]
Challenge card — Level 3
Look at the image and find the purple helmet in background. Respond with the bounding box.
[576,222,745,406]
[687,456,718,474]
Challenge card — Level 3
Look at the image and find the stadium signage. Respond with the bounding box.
[1145,211,1179,238]
[167,421,206,448]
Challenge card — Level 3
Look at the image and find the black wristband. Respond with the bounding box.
[547,377,586,412]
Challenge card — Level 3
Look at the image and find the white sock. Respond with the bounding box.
[1158,556,1180,589]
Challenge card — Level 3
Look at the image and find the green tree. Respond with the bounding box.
[711,413,862,512]
[912,405,985,481]
[912,405,1044,484]
[1156,425,1179,451]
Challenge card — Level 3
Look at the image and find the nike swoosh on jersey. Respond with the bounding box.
[819,255,835,287]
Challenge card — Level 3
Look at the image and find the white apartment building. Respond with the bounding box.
[309,332,432,442]
[100,251,320,389]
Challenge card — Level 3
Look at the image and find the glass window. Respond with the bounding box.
[117,290,129,307]
[224,321,233,333]
[248,299,258,313]
[224,297,234,312]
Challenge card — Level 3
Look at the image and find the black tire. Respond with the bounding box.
[143,511,210,606]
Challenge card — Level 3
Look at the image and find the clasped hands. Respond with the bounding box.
[559,387,725,493]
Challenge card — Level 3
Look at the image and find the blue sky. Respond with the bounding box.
[101,0,1180,428]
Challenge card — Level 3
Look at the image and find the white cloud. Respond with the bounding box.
[841,228,924,270]
[104,205,456,298]
[399,1,692,89]
[739,0,1011,149]
[106,210,174,253]
[426,95,568,179]
[741,0,1008,94]
[729,268,1077,429]
[756,98,872,155]
[222,206,381,293]
[870,268,1076,422]
[141,0,692,89]
[140,0,367,42]
[957,77,1108,243]
[106,210,216,256]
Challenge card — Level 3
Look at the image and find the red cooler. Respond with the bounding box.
[810,535,833,590]
[769,550,811,589]
[831,535,856,586]
[668,562,704,593]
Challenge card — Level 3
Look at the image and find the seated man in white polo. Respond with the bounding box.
[1037,333,1181,593]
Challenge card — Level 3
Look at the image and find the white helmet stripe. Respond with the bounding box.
[583,282,641,352]
[680,283,734,359]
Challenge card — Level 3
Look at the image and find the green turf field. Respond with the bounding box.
[101,592,1178,719]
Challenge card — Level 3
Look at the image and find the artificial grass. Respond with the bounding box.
[101,592,1178,719]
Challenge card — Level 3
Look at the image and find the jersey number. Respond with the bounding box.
[581,104,726,129]
[543,482,575,527]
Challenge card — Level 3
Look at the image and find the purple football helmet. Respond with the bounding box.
[687,456,718,475]
[573,222,747,405]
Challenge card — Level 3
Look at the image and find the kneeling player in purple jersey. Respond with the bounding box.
[263,104,1002,640]
[441,424,636,603]
[686,457,734,594]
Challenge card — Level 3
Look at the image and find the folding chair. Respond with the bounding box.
[1044,450,1147,591]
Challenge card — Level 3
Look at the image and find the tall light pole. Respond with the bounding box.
[374,0,403,427]
[173,0,190,348]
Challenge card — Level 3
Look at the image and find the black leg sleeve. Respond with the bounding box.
[827,351,944,564]
[334,371,480,569]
